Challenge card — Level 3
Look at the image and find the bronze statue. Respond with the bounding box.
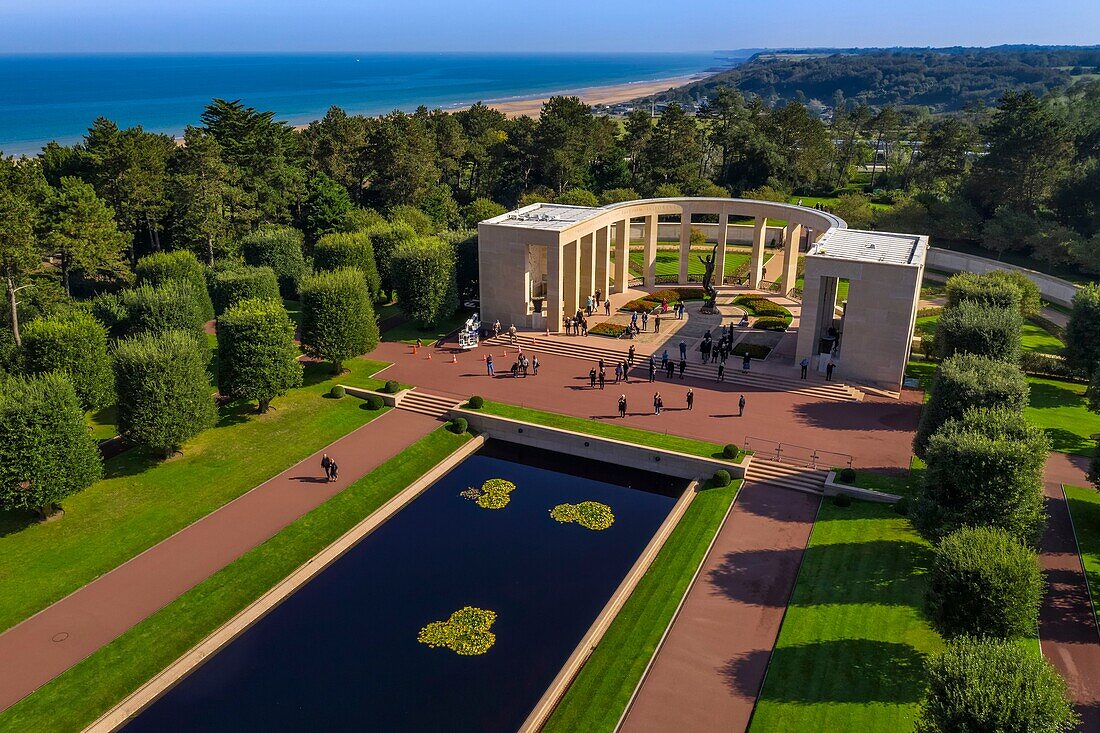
[697,242,719,309]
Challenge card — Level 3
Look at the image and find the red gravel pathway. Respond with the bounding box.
[1040,452,1100,730]
[619,483,820,733]
[0,408,438,712]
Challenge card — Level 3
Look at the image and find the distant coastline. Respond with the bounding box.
[0,53,720,155]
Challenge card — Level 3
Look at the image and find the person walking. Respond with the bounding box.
[508,324,517,345]
[649,359,657,382]
[589,368,597,388]
[329,459,339,482]
[598,369,606,390]
[486,354,495,377]
[532,355,540,375]
[622,359,630,384]
[701,339,711,364]
[654,313,661,333]
[826,360,836,381]
[717,363,725,382]
[742,353,751,372]
[493,320,501,338]
[641,311,649,331]
[604,299,611,316]
[738,394,746,417]
[321,453,332,482]
[800,357,809,379]
[511,361,519,378]
[686,388,694,410]
[618,394,627,418]
[679,358,686,379]
[653,392,662,415]
[614,362,622,384]
[657,393,664,414]
[628,344,636,366]
[598,358,605,374]
[679,340,687,361]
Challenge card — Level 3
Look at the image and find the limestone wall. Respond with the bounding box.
[926,248,1079,308]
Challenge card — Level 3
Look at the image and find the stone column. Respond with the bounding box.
[750,216,768,289]
[781,223,803,295]
[643,214,658,288]
[717,214,729,285]
[613,219,629,293]
[678,213,691,284]
[594,226,610,300]
[563,238,581,319]
[579,232,595,306]
[546,244,563,332]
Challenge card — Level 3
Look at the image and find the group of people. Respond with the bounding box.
[320,453,340,482]
[585,290,611,317]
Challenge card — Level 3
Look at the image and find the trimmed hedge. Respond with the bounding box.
[368,222,418,299]
[211,265,280,316]
[945,272,1022,312]
[21,310,114,411]
[915,407,1049,545]
[364,395,384,410]
[712,469,731,487]
[448,417,468,434]
[935,301,1022,362]
[313,231,382,299]
[299,268,379,374]
[329,385,345,399]
[752,316,790,332]
[135,249,215,322]
[118,281,208,349]
[382,379,400,394]
[1065,283,1100,377]
[913,353,1029,458]
[467,395,485,409]
[390,237,459,327]
[240,225,308,300]
[916,638,1078,732]
[926,526,1042,640]
[722,443,738,459]
[216,298,303,413]
[733,295,791,320]
[590,322,627,338]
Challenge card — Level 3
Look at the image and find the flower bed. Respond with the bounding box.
[417,606,497,655]
[621,288,705,314]
[550,501,616,531]
[589,322,627,338]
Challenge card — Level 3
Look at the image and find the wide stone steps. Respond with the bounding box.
[745,458,830,495]
[484,335,863,403]
[397,390,460,418]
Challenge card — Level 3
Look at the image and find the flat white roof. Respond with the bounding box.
[491,203,602,231]
[810,229,926,267]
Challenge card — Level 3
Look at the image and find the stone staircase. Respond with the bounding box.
[396,390,461,418]
[745,458,830,495]
[484,335,864,403]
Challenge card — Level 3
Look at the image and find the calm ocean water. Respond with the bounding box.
[0,52,719,155]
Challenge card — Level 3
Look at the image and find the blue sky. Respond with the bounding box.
[1,0,1098,53]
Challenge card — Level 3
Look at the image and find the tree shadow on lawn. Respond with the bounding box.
[792,401,920,432]
[707,540,932,607]
[0,508,40,538]
[725,639,928,703]
[1043,428,1095,456]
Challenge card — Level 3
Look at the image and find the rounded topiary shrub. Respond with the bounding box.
[299,268,379,374]
[712,469,731,487]
[468,395,485,409]
[21,310,114,411]
[135,249,216,322]
[329,385,346,399]
[313,231,382,298]
[833,493,852,507]
[364,395,384,410]
[211,265,280,316]
[916,637,1078,732]
[926,526,1042,640]
[240,225,308,299]
[934,300,1022,363]
[838,467,856,483]
[723,443,738,459]
[383,379,400,394]
[448,417,468,434]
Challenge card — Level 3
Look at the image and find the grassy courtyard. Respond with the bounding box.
[0,427,471,733]
[1025,377,1100,456]
[0,358,394,634]
[473,400,744,462]
[621,247,765,280]
[543,479,740,732]
[750,500,943,733]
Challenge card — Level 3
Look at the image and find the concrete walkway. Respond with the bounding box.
[1040,452,1100,729]
[619,483,820,732]
[0,408,439,712]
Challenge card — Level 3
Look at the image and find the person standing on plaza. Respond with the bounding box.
[630,311,638,331]
[509,323,517,344]
[649,358,657,382]
[686,388,694,411]
[654,392,662,415]
[493,320,501,338]
[622,359,630,384]
[701,339,711,364]
[661,349,669,370]
[641,311,648,331]
[628,344,636,367]
[605,299,611,316]
[738,394,746,417]
[800,357,809,379]
[618,394,627,418]
[679,340,687,361]
[742,353,751,372]
[717,362,725,382]
[666,359,675,378]
[589,368,597,388]
[826,360,836,381]
[679,358,686,379]
[654,313,661,333]
[614,362,622,383]
[532,355,540,376]
[486,354,495,377]
[598,358,605,374]
[599,368,606,389]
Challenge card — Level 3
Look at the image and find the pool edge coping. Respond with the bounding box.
[518,478,700,733]
[82,433,486,733]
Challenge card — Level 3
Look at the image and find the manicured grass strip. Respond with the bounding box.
[1025,376,1100,457]
[85,404,119,442]
[0,427,471,733]
[1020,320,1064,355]
[0,358,393,633]
[750,501,942,733]
[474,400,744,462]
[381,308,469,345]
[1065,484,1100,629]
[628,250,750,279]
[542,479,740,733]
[838,464,916,499]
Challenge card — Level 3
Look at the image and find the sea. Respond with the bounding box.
[0,52,726,156]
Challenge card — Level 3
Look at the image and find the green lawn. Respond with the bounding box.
[474,400,745,462]
[85,404,119,441]
[750,500,942,733]
[789,194,893,213]
[796,276,849,301]
[627,249,752,280]
[0,427,470,733]
[1020,320,1064,355]
[281,298,302,326]
[543,479,740,732]
[381,308,470,345]
[838,462,917,499]
[0,358,395,634]
[1065,485,1100,630]
[1025,377,1100,456]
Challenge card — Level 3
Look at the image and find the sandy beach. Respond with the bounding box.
[470,74,700,117]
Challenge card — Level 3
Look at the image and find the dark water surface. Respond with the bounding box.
[123,441,682,732]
